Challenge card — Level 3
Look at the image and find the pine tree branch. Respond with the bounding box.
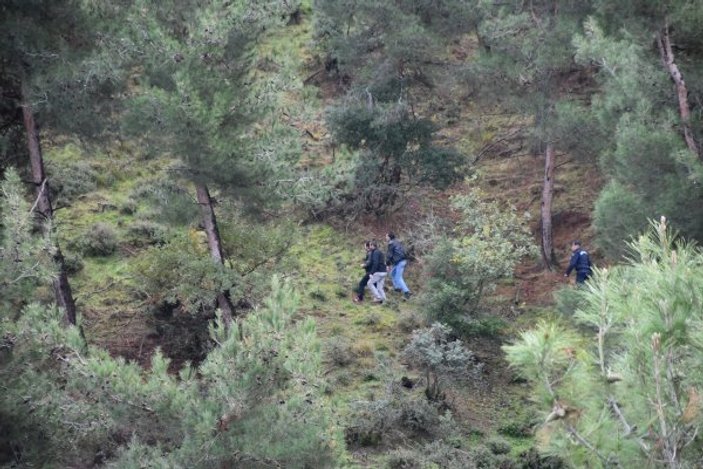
[608,396,650,453]
[28,178,48,215]
[566,424,611,465]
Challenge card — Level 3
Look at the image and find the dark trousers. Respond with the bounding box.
[357,273,370,299]
[576,272,590,284]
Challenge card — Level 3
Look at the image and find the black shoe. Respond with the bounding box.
[403,291,412,300]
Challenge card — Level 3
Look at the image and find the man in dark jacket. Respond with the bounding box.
[367,240,387,303]
[386,232,411,299]
[353,241,372,303]
[564,240,592,284]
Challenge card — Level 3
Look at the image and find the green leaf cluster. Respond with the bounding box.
[421,188,537,327]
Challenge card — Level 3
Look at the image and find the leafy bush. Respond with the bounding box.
[125,220,167,247]
[347,380,444,447]
[80,222,118,256]
[486,436,512,455]
[62,251,85,275]
[45,158,98,204]
[320,101,466,216]
[326,337,356,367]
[386,441,516,469]
[553,285,586,318]
[129,176,199,226]
[0,169,56,309]
[421,189,536,326]
[119,197,138,215]
[403,323,483,401]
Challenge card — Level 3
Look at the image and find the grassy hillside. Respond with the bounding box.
[35,9,602,468]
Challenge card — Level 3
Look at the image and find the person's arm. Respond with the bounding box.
[386,243,395,266]
[372,250,383,272]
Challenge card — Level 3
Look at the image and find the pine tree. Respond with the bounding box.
[505,218,703,467]
[0,1,127,324]
[469,0,594,268]
[313,0,468,215]
[123,0,285,324]
[574,10,703,257]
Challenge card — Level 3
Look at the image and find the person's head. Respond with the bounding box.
[386,231,396,242]
[369,240,378,250]
[571,240,581,252]
[364,240,371,251]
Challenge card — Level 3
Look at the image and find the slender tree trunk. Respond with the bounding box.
[195,183,234,326]
[657,22,699,158]
[540,143,556,269]
[21,84,77,326]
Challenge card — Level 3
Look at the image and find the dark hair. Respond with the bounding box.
[387,231,396,240]
[370,240,378,248]
[364,240,371,248]
[571,240,581,247]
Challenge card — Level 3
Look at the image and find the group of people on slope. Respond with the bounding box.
[353,232,411,304]
[352,236,592,305]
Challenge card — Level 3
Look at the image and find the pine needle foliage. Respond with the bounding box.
[0,168,56,311]
[0,277,340,467]
[505,218,703,467]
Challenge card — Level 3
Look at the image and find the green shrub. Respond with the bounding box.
[1,279,342,467]
[403,323,483,401]
[131,235,238,314]
[487,436,512,455]
[119,198,138,215]
[62,251,84,275]
[553,285,586,318]
[455,316,507,338]
[386,441,516,469]
[125,220,167,247]
[347,381,443,447]
[420,189,536,326]
[45,158,98,204]
[326,337,356,367]
[81,223,118,256]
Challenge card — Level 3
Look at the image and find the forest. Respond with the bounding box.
[2,0,703,467]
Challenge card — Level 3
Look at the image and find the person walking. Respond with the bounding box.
[564,240,592,285]
[367,240,387,303]
[386,232,411,299]
[353,241,372,303]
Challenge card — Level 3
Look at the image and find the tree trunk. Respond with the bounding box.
[540,143,556,269]
[195,183,234,326]
[21,83,77,326]
[657,22,699,158]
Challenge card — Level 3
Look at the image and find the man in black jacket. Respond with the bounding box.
[367,240,387,303]
[353,241,372,303]
[564,240,592,284]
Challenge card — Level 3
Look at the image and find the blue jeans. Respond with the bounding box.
[390,260,410,293]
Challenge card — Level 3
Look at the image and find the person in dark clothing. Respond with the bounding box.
[564,240,592,284]
[386,232,411,299]
[367,240,388,303]
[353,241,372,303]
